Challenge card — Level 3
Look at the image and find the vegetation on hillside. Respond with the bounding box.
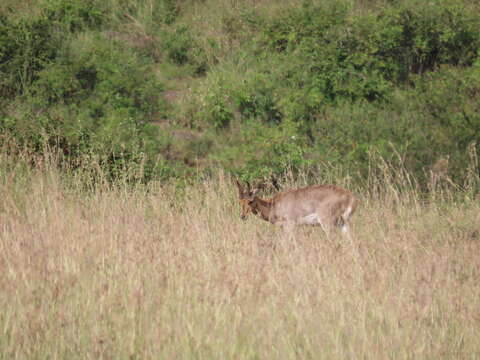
[1,0,479,187]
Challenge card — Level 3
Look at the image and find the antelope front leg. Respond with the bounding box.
[317,216,334,240]
[340,222,354,241]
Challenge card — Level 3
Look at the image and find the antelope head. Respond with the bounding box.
[235,180,260,220]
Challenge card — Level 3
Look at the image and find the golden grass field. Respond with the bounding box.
[1,162,480,359]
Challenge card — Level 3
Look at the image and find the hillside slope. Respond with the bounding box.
[1,0,479,185]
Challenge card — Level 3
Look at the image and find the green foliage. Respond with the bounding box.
[2,35,167,181]
[203,92,234,129]
[410,65,480,176]
[161,25,208,75]
[260,1,392,103]
[212,119,309,180]
[43,0,104,32]
[193,74,234,129]
[1,0,480,186]
[162,26,191,65]
[263,1,348,53]
[233,72,281,124]
[120,0,179,26]
[188,0,480,182]
[254,0,480,106]
[0,15,58,96]
[155,0,180,25]
[300,64,480,183]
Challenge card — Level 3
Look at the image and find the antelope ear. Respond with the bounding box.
[235,180,244,195]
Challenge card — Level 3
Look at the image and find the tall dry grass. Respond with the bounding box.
[0,157,479,359]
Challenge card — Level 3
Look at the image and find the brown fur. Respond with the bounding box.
[236,181,359,237]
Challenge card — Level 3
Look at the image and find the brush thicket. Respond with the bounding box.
[0,147,479,359]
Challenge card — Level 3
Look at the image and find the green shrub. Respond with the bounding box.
[233,72,281,124]
[262,1,348,53]
[203,91,234,129]
[368,1,480,80]
[193,74,235,129]
[43,0,104,32]
[187,0,480,183]
[1,0,480,185]
[0,16,58,96]
[256,0,480,105]
[212,119,309,180]
[257,3,394,106]
[161,25,208,75]
[410,65,480,179]
[1,34,167,181]
[301,64,480,184]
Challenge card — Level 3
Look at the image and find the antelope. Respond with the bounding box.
[235,180,358,238]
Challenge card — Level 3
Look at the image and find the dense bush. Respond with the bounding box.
[211,119,308,180]
[1,0,479,186]
[263,1,480,81]
[43,0,104,32]
[294,62,480,183]
[0,15,58,97]
[410,65,480,176]
[194,0,480,128]
[187,0,480,181]
[2,33,168,180]
[161,25,209,74]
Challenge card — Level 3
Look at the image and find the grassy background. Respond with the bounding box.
[1,152,480,358]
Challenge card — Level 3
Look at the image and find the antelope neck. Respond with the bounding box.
[252,197,274,222]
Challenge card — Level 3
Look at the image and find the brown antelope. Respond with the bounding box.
[235,180,358,237]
